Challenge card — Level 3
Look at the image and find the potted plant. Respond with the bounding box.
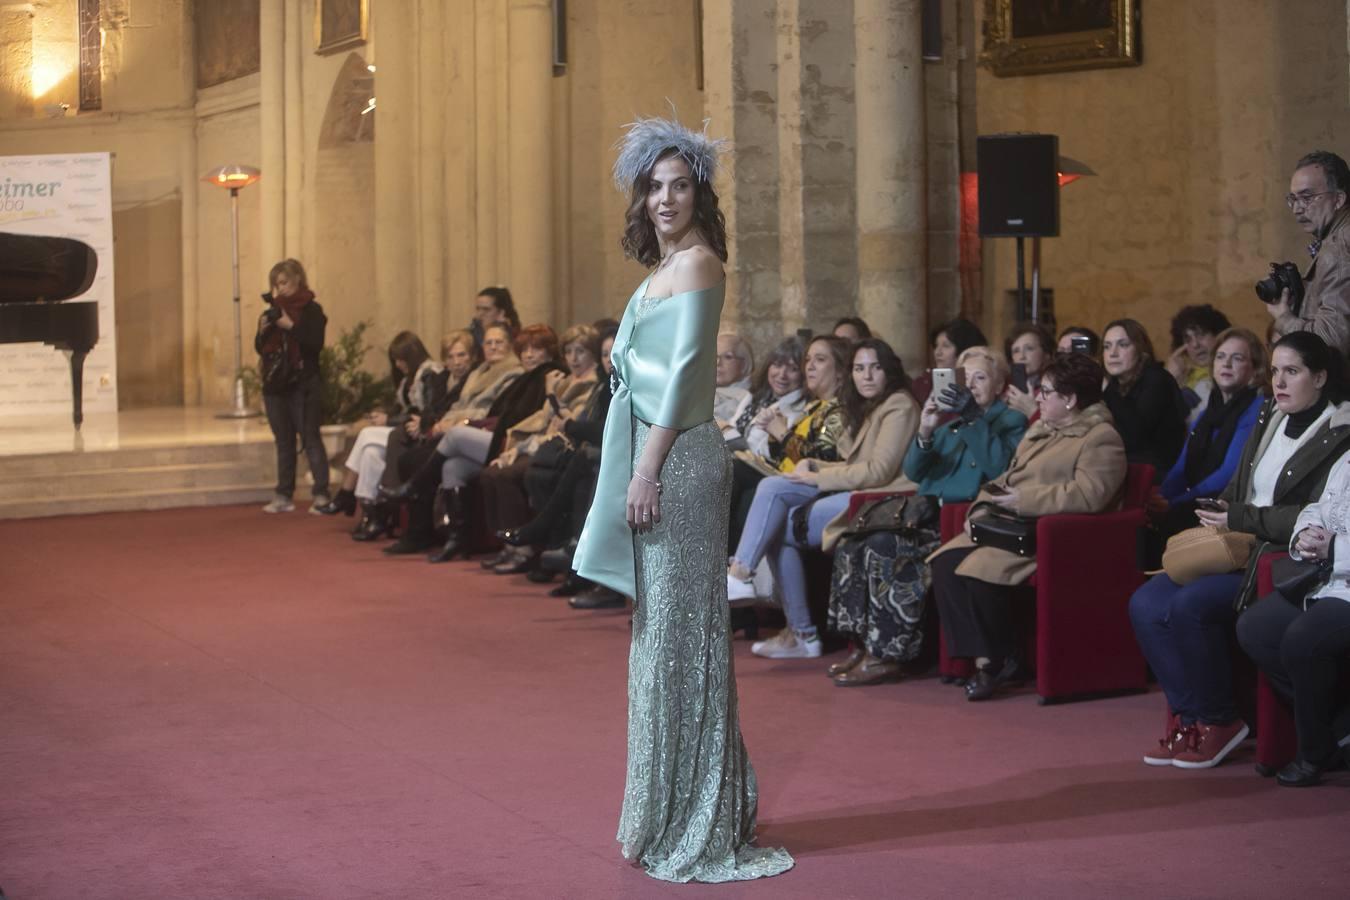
[317,319,394,458]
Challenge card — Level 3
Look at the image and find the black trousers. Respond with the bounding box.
[398,441,440,541]
[930,546,1021,662]
[519,446,600,547]
[479,455,532,535]
[263,378,328,498]
[1237,593,1350,764]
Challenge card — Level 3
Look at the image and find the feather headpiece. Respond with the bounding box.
[612,115,727,193]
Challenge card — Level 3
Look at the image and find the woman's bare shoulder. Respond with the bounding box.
[669,245,725,294]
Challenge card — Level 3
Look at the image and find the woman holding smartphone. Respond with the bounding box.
[1128,332,1350,770]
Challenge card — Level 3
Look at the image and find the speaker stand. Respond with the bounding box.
[1031,236,1042,323]
[1015,236,1026,315]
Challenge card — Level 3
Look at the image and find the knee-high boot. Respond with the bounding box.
[427,487,470,563]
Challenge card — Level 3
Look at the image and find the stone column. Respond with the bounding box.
[506,0,555,325]
[777,0,857,336]
[258,0,285,275]
[703,0,781,350]
[283,0,304,255]
[416,0,447,340]
[855,0,927,371]
[371,0,418,342]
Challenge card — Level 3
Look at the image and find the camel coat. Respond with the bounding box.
[441,356,523,424]
[929,401,1127,585]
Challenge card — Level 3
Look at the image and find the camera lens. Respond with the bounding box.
[1254,276,1281,302]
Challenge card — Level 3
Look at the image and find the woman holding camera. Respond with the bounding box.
[929,352,1126,701]
[1002,322,1055,420]
[1129,331,1350,770]
[255,258,330,514]
[911,317,987,406]
[826,346,1028,686]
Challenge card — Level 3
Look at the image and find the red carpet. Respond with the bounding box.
[1,505,1346,898]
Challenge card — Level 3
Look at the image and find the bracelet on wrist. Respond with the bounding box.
[635,470,663,494]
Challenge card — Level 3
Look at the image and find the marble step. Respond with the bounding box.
[0,482,297,520]
[0,460,277,502]
[0,440,276,478]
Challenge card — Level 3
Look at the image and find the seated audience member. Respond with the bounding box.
[318,331,445,518]
[1165,304,1232,423]
[727,338,919,660]
[714,333,754,423]
[1237,446,1350,787]
[722,336,808,456]
[1129,331,1350,770]
[728,335,848,548]
[930,352,1126,701]
[911,317,987,406]
[827,346,1028,686]
[1102,318,1188,478]
[1151,328,1267,541]
[1056,325,1101,357]
[481,325,600,574]
[382,324,564,561]
[470,286,521,348]
[1003,321,1055,420]
[833,317,872,343]
[355,323,521,544]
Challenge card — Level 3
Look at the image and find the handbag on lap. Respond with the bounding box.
[969,509,1037,557]
[1269,555,1331,605]
[838,494,938,540]
[1159,525,1256,585]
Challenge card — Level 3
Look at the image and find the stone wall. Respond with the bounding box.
[974,0,1350,353]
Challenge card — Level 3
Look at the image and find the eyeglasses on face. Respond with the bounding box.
[1285,190,1336,211]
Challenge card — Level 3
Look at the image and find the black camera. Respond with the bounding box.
[1255,261,1305,315]
[262,305,282,324]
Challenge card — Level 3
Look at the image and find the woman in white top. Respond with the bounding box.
[1129,331,1350,772]
[722,336,809,458]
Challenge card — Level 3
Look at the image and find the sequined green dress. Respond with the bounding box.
[575,278,794,884]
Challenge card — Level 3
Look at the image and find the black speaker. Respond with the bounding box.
[977,134,1059,238]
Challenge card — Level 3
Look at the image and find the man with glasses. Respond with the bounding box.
[1268,150,1350,355]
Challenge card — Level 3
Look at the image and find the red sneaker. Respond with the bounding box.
[1143,714,1193,766]
[1173,720,1250,769]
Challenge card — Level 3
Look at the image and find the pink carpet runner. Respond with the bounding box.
[1,505,1346,898]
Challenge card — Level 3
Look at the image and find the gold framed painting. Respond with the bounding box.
[315,0,369,56]
[981,0,1140,77]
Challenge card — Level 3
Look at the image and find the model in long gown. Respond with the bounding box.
[575,281,794,883]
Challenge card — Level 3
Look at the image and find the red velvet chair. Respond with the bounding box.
[934,463,1156,703]
[1253,551,1298,771]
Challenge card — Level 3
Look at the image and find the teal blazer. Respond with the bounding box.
[901,400,1028,502]
[574,277,725,597]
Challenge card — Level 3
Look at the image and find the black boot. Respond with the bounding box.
[315,488,358,517]
[352,501,390,542]
[380,451,448,503]
[427,487,470,563]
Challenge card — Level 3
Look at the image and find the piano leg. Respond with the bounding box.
[68,349,88,430]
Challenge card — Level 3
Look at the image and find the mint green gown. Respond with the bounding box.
[575,277,794,883]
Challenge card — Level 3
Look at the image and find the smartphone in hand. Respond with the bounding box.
[981,481,1009,496]
[1010,363,1028,393]
[1194,498,1225,512]
[931,368,965,409]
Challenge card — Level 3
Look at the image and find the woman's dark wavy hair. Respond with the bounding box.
[478,286,521,332]
[1169,304,1232,350]
[840,338,910,433]
[833,317,872,340]
[1041,351,1105,410]
[387,330,432,385]
[621,148,729,267]
[930,317,987,355]
[1273,331,1349,404]
[749,336,806,403]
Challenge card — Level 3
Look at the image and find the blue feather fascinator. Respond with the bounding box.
[612,115,727,193]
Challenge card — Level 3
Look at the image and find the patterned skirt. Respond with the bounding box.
[827,527,941,662]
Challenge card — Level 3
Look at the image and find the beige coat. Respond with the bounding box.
[929,401,1127,585]
[816,391,920,550]
[442,356,523,424]
[510,371,598,452]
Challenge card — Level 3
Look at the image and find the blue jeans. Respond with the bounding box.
[1129,572,1243,724]
[731,476,846,634]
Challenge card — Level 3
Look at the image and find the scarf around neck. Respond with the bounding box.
[1183,385,1256,486]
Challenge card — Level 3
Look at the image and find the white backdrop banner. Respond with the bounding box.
[0,152,118,419]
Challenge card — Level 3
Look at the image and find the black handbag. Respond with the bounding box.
[1270,555,1331,605]
[969,509,1037,557]
[839,494,939,540]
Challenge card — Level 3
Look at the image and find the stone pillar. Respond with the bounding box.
[855,0,928,371]
[777,0,857,335]
[506,0,555,325]
[283,0,304,255]
[703,0,781,350]
[371,0,419,342]
[417,0,447,340]
[258,0,285,275]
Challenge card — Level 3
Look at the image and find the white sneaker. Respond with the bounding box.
[751,629,823,659]
[727,572,757,604]
[308,493,331,515]
[262,494,295,514]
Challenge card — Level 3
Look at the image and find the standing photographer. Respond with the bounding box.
[1266,151,1350,356]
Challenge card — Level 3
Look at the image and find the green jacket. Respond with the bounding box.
[902,400,1028,502]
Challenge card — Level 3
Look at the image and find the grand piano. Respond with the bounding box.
[0,231,100,429]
